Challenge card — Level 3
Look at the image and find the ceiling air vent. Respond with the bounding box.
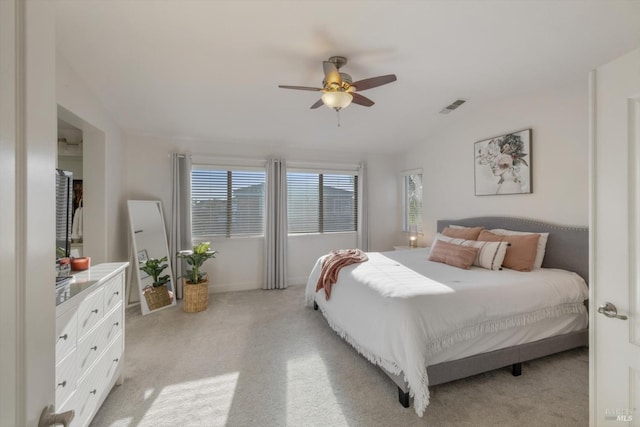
[439,99,466,114]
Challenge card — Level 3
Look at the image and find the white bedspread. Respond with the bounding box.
[304,248,588,417]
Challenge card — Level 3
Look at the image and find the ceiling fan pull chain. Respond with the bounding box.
[337,109,341,127]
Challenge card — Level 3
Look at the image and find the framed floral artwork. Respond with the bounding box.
[474,129,531,196]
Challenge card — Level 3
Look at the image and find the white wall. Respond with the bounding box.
[398,79,589,246]
[56,54,127,263]
[124,133,398,291]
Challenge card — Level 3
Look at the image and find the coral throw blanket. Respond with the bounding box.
[315,249,368,300]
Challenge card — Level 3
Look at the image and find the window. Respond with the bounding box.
[191,166,265,237]
[287,172,358,234]
[402,171,423,234]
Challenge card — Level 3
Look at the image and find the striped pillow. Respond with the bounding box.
[428,239,479,270]
[478,230,540,272]
[435,233,509,271]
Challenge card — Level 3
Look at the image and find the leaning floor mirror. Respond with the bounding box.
[127,200,176,314]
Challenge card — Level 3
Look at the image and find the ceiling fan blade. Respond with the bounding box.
[278,85,323,91]
[322,61,342,87]
[351,93,375,107]
[351,74,397,91]
[310,99,324,109]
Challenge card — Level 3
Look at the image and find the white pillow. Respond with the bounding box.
[489,229,549,269]
[435,233,509,271]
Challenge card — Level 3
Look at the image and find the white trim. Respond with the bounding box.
[400,167,423,176]
[210,280,263,293]
[191,154,266,168]
[15,0,26,419]
[588,68,596,427]
[287,160,360,173]
[628,95,640,346]
[0,1,20,424]
[192,163,266,173]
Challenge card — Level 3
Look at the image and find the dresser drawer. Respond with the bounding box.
[102,333,123,386]
[56,307,77,362]
[74,361,106,427]
[77,287,104,338]
[55,350,78,411]
[57,390,77,425]
[103,274,124,313]
[77,302,123,377]
[75,334,123,427]
[103,303,123,347]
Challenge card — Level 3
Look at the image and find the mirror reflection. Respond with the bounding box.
[127,200,176,314]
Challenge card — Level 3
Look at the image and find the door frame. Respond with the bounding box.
[0,1,57,425]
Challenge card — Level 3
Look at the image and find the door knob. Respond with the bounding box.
[38,405,74,427]
[597,302,628,320]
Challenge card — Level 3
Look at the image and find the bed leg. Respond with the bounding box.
[512,362,522,377]
[398,387,410,408]
[313,301,318,311]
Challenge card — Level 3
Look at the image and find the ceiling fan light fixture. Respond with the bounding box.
[321,91,353,111]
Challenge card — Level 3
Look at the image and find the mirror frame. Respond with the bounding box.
[127,200,176,314]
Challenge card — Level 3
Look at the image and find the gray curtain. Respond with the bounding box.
[264,158,288,289]
[170,153,192,298]
[357,163,370,251]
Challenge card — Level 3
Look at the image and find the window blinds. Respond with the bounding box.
[191,167,265,237]
[402,172,423,234]
[287,172,357,234]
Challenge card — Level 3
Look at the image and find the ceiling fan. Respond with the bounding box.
[278,56,397,111]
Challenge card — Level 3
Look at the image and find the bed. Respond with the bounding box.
[305,217,589,416]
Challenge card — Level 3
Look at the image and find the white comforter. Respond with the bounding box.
[305,248,588,417]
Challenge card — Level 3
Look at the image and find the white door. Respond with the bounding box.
[0,1,57,426]
[591,48,640,426]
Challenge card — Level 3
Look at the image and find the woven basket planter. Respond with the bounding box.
[143,285,172,311]
[183,276,209,313]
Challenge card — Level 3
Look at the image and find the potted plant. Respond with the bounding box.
[139,256,173,311]
[177,242,217,312]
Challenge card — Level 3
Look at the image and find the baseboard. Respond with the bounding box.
[211,281,262,293]
[288,276,308,286]
[209,276,309,293]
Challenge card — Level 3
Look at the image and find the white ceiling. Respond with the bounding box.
[54,1,640,154]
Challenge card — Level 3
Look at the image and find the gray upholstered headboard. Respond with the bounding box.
[437,217,589,284]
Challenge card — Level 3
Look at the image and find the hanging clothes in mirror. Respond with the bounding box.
[71,198,83,243]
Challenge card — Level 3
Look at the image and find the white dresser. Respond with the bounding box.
[55,262,128,427]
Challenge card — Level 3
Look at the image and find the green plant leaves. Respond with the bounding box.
[176,242,217,284]
[139,256,170,286]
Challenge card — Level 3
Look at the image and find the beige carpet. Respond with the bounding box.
[91,285,588,427]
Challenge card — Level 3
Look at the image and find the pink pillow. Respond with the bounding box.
[478,230,540,272]
[441,226,484,241]
[429,239,479,270]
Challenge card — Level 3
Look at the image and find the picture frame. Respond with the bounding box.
[137,249,149,279]
[137,249,149,263]
[474,128,531,196]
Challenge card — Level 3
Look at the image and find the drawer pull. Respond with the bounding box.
[113,358,119,363]
[57,380,67,387]
[114,322,119,327]
[113,291,119,295]
[58,334,68,341]
[91,309,99,314]
[90,389,97,395]
[91,346,98,351]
